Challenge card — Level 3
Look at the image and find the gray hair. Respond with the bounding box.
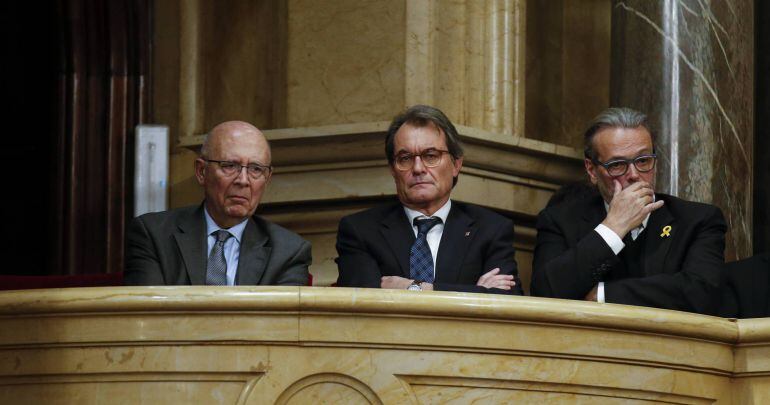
[583,107,653,160]
[200,134,212,158]
[385,105,464,165]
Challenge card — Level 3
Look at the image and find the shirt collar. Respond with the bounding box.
[404,199,452,226]
[603,194,654,230]
[204,207,248,243]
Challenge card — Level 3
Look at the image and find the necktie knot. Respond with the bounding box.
[213,229,232,244]
[414,217,442,236]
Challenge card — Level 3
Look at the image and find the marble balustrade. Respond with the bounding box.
[0,286,769,404]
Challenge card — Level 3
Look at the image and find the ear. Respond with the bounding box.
[452,156,463,177]
[194,158,207,186]
[389,163,398,181]
[584,158,598,185]
[263,170,273,187]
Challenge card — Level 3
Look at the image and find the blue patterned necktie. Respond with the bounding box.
[409,217,442,283]
[206,230,232,285]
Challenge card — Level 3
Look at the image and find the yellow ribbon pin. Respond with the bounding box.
[660,225,672,238]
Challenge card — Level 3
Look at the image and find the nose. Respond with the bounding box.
[625,163,641,182]
[412,156,427,174]
[234,166,250,184]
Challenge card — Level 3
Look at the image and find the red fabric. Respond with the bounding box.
[0,272,124,291]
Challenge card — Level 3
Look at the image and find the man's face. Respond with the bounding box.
[584,126,655,203]
[195,124,271,228]
[390,122,462,215]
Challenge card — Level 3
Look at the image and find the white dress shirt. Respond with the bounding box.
[403,199,452,278]
[204,208,248,286]
[593,199,652,303]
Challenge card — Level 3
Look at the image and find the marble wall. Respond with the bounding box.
[526,0,612,148]
[286,0,405,127]
[611,0,754,260]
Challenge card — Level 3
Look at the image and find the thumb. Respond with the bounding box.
[613,179,622,195]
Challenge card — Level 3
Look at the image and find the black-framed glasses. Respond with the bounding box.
[204,159,272,180]
[393,149,450,171]
[593,154,657,177]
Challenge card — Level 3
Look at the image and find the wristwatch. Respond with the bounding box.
[407,280,422,291]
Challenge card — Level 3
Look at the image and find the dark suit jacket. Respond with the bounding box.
[124,204,311,286]
[531,193,726,314]
[335,200,523,295]
[719,253,770,318]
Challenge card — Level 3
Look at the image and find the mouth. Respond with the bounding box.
[409,182,433,188]
[228,196,249,203]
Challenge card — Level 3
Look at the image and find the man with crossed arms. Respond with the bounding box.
[336,105,522,294]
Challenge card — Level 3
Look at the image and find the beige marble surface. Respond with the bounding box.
[0,287,766,403]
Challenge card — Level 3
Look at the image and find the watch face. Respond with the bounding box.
[407,284,421,291]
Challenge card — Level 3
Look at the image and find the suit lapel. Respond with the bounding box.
[379,205,415,277]
[435,204,474,284]
[643,203,675,276]
[174,204,207,285]
[236,217,271,285]
[581,195,608,234]
[582,196,623,274]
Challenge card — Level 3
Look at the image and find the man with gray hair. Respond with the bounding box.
[125,120,311,286]
[531,107,726,315]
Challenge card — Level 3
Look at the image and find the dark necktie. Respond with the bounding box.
[409,217,442,283]
[206,230,232,285]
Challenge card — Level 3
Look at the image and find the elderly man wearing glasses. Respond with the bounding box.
[335,105,523,295]
[531,107,726,315]
[125,121,310,286]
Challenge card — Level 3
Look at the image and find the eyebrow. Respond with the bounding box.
[605,149,653,161]
[396,147,440,155]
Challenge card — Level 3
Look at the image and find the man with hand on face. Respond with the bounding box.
[335,105,523,295]
[531,107,726,314]
[125,121,311,286]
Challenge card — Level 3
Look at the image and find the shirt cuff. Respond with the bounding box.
[594,224,625,255]
[597,282,605,303]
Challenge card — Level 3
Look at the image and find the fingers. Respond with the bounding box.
[478,268,500,284]
[621,181,654,196]
[643,199,665,214]
[477,271,516,289]
[381,276,411,289]
[613,179,622,195]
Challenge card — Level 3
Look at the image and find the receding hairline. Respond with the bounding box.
[583,107,652,160]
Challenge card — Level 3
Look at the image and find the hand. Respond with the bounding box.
[476,268,516,290]
[585,285,598,301]
[381,276,413,289]
[420,282,434,291]
[602,180,664,237]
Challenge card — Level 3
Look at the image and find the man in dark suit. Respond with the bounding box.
[125,121,310,286]
[531,107,726,315]
[336,105,522,294]
[720,253,770,318]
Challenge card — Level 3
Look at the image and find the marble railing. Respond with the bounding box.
[0,287,768,404]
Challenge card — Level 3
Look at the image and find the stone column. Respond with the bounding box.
[610,0,753,260]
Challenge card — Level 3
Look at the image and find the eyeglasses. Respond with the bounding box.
[204,159,272,180]
[393,149,451,171]
[593,154,657,177]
